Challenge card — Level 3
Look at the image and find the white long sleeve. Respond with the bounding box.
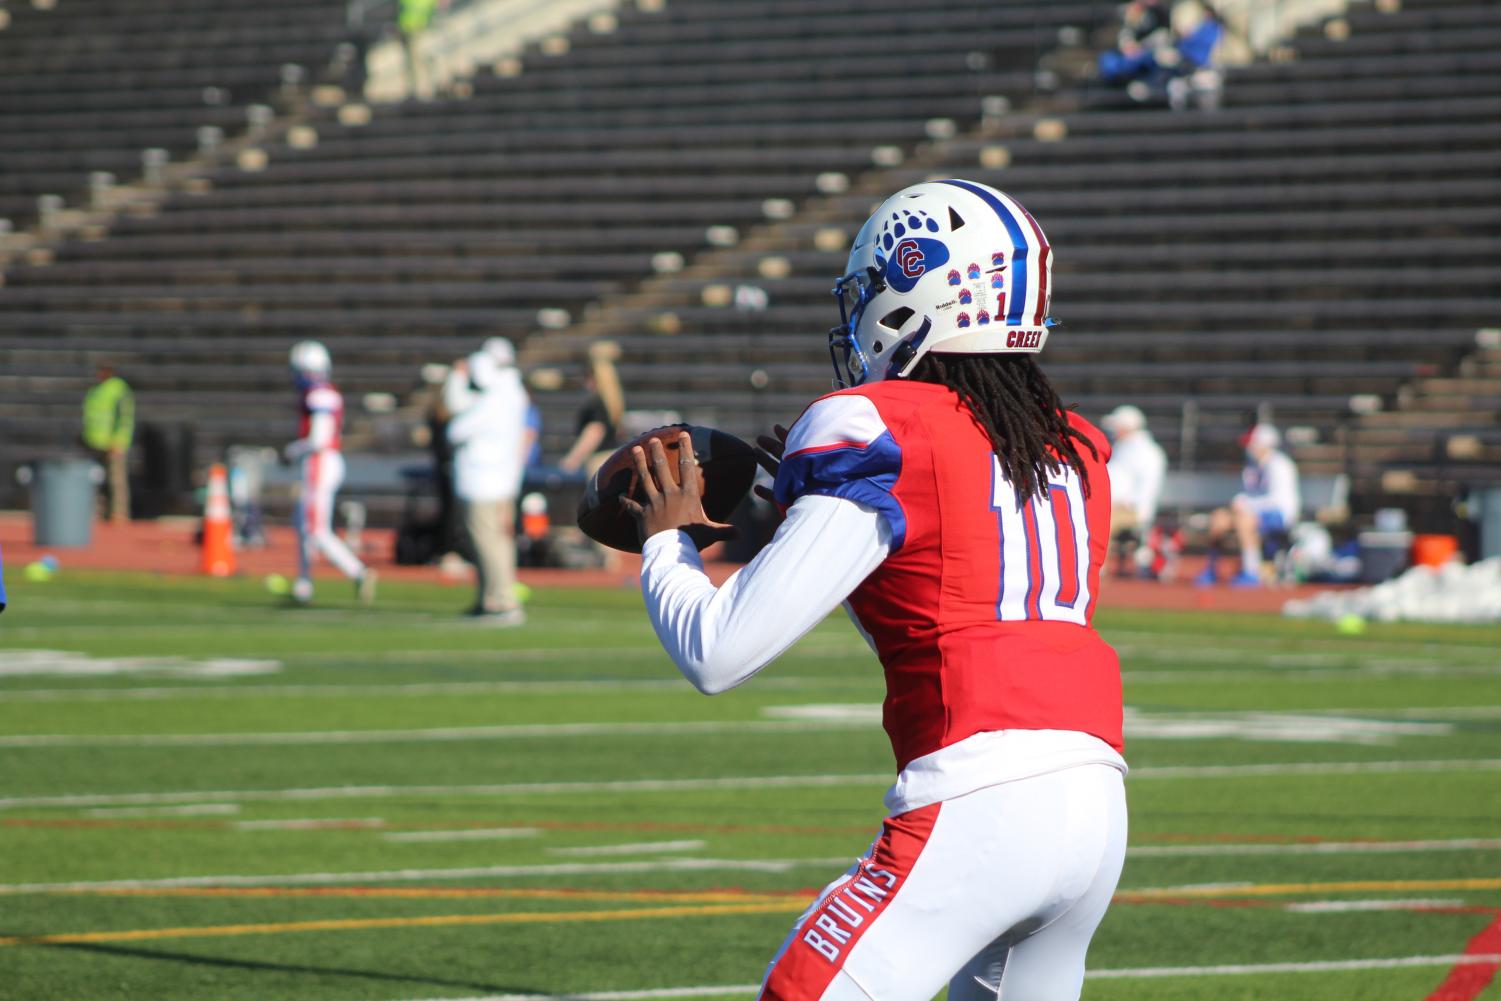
[285,410,336,461]
[443,368,477,417]
[639,494,892,694]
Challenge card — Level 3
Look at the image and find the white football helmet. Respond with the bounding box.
[829,179,1056,388]
[289,340,331,377]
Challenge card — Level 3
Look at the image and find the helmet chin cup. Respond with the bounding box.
[827,325,871,389]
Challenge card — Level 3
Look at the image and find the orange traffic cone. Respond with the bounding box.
[200,463,236,577]
[520,492,550,540]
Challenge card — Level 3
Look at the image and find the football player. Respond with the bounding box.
[624,180,1125,1001]
[286,341,375,605]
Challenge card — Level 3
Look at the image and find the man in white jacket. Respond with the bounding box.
[1102,404,1167,576]
[445,338,530,624]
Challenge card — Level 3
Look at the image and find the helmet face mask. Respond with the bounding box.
[828,179,1056,389]
[828,265,885,389]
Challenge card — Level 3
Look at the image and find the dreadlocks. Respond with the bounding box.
[907,353,1098,503]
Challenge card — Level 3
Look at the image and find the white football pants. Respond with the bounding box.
[759,763,1127,1001]
[295,451,365,583]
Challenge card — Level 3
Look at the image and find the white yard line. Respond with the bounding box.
[86,803,241,818]
[1286,898,1464,913]
[0,702,1481,748]
[5,758,1500,811]
[394,955,1501,1000]
[5,835,1492,894]
[235,818,386,831]
[0,679,686,702]
[1129,837,1501,857]
[1311,705,1501,719]
[1125,664,1501,683]
[547,841,706,857]
[382,828,541,843]
[1087,954,1501,978]
[0,675,871,703]
[0,719,872,749]
[1104,628,1501,657]
[1129,758,1501,779]
[0,857,852,893]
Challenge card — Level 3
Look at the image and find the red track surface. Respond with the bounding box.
[0,512,1335,614]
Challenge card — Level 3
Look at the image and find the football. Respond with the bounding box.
[576,424,758,553]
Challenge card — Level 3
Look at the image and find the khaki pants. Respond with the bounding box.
[89,447,130,523]
[460,497,518,612]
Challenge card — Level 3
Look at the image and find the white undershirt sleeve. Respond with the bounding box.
[306,411,336,451]
[286,410,335,461]
[639,493,892,694]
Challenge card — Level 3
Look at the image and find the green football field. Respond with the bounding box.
[1,570,1499,1001]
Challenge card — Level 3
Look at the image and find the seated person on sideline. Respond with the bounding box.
[1097,0,1172,86]
[1197,423,1301,588]
[1102,404,1166,576]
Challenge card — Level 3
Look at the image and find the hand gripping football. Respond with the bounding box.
[576,424,757,553]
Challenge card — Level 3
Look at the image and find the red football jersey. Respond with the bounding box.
[774,380,1122,770]
[298,382,344,451]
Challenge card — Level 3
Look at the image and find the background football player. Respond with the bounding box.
[623,180,1126,1001]
[286,340,375,605]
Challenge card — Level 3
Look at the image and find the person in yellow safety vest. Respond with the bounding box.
[81,363,134,523]
[398,0,442,99]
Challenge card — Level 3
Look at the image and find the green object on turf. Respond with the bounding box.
[263,573,289,596]
[23,561,52,582]
[1336,613,1368,635]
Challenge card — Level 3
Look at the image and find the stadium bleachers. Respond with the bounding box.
[558,0,1501,519]
[0,0,1120,504]
[1,0,1498,528]
[0,0,352,230]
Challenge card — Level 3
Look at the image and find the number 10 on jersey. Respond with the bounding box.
[991,458,1091,625]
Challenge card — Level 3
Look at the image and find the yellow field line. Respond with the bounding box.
[48,877,1501,904]
[0,900,810,948]
[10,877,1499,949]
[1118,877,1501,901]
[73,886,803,903]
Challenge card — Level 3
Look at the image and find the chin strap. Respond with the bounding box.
[884,318,933,380]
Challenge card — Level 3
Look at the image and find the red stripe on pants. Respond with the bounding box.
[760,802,941,1001]
[1426,915,1501,1001]
[305,453,321,536]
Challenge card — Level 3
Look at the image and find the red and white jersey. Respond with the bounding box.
[298,382,344,453]
[773,380,1123,771]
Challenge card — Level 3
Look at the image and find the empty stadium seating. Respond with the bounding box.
[567,0,1501,520]
[1,0,1497,530]
[0,0,1121,506]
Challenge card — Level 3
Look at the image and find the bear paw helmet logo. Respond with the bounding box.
[876,210,950,294]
